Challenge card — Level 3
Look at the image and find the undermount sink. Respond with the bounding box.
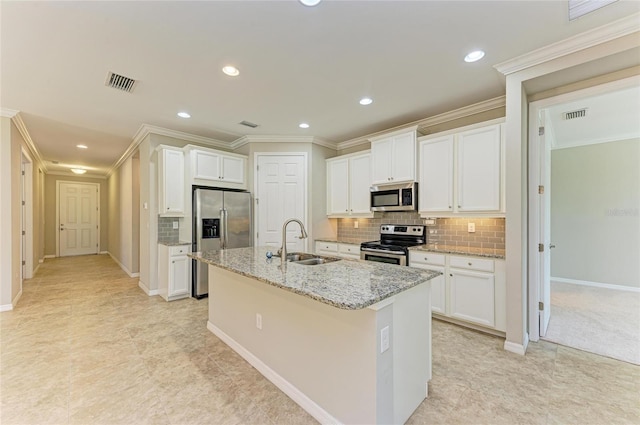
[285,252,341,265]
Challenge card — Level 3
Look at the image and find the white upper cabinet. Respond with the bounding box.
[457,125,501,212]
[418,121,504,216]
[186,145,247,190]
[157,146,185,217]
[370,127,418,185]
[326,151,373,218]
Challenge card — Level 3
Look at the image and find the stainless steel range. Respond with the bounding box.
[360,224,426,266]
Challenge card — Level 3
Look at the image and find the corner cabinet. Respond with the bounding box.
[370,127,419,185]
[409,251,506,333]
[185,145,248,190]
[418,121,504,217]
[158,244,191,301]
[157,146,185,217]
[326,151,373,218]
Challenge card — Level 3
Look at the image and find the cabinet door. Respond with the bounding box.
[419,136,454,212]
[371,138,394,184]
[348,154,372,214]
[169,255,190,297]
[327,159,349,215]
[457,125,501,212]
[160,149,185,215]
[221,155,245,184]
[193,151,221,181]
[409,260,446,315]
[392,132,415,183]
[449,269,495,327]
[338,243,360,260]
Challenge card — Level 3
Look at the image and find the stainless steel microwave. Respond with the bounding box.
[370,182,418,212]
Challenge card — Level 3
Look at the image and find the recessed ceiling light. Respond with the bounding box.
[222,66,240,77]
[71,168,87,175]
[76,144,88,149]
[299,123,310,129]
[464,50,485,63]
[177,112,191,118]
[299,0,322,6]
[359,97,373,106]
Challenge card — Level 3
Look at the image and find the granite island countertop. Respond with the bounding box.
[189,246,440,310]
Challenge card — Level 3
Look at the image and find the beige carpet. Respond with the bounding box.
[543,280,640,365]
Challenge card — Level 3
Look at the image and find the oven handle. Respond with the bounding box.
[360,247,405,256]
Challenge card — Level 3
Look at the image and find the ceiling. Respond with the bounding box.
[2,1,639,177]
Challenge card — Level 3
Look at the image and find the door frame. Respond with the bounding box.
[56,180,100,257]
[527,75,640,342]
[253,152,309,250]
[20,147,33,280]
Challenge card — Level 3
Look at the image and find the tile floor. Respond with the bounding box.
[1,254,639,424]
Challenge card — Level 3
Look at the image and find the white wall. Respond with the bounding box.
[551,139,640,287]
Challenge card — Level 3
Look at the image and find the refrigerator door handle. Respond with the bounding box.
[220,208,227,249]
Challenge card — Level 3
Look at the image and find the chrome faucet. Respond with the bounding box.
[278,218,308,263]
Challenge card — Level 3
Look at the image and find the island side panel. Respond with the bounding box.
[208,266,383,424]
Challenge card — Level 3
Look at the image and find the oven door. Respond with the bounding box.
[360,249,407,266]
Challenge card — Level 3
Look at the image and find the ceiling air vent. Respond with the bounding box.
[239,120,259,128]
[105,71,136,93]
[563,108,588,120]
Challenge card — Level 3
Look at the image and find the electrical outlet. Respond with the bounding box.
[424,219,435,225]
[354,221,359,229]
[256,313,262,330]
[380,326,390,353]
[468,222,476,233]
[173,221,179,229]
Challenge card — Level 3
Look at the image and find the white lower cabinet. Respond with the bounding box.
[158,244,191,301]
[409,251,505,332]
[315,241,361,260]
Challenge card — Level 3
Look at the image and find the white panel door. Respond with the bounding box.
[349,153,372,214]
[59,182,98,256]
[419,136,454,212]
[257,155,306,252]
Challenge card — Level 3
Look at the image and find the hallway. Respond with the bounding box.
[1,255,639,424]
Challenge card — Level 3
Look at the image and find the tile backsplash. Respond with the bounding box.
[336,212,505,250]
[158,217,180,243]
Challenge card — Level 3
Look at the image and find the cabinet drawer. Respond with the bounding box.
[316,242,338,252]
[450,256,494,272]
[169,245,189,256]
[338,244,359,256]
[409,252,446,266]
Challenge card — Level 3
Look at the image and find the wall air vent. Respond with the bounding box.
[563,108,588,120]
[105,72,136,93]
[239,120,259,128]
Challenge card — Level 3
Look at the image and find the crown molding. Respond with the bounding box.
[8,112,48,172]
[107,124,233,177]
[1,108,19,118]
[336,96,506,150]
[494,13,640,76]
[230,135,338,150]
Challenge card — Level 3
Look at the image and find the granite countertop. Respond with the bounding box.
[315,238,364,245]
[409,244,505,259]
[158,241,191,246]
[189,246,440,310]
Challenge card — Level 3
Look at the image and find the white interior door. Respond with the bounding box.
[21,164,26,280]
[59,182,98,256]
[539,114,552,337]
[256,154,307,252]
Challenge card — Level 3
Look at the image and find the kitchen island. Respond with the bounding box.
[190,246,440,425]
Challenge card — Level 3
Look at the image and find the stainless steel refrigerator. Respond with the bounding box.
[192,187,252,298]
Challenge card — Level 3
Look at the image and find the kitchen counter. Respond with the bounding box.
[410,244,505,259]
[190,246,439,310]
[158,240,190,246]
[194,246,435,424]
[314,237,364,245]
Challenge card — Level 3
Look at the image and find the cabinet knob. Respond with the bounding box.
[458,205,461,208]
[449,273,453,277]
[172,261,175,264]
[424,257,428,261]
[448,206,452,209]
[468,262,472,266]
[346,209,348,212]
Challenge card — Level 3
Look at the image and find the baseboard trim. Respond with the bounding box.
[0,303,13,312]
[552,277,640,293]
[106,251,140,278]
[207,321,342,425]
[44,254,55,259]
[33,263,40,275]
[12,289,22,308]
[504,333,529,356]
[138,280,158,296]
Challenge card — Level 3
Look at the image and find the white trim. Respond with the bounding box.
[231,135,338,150]
[207,321,342,425]
[551,134,640,150]
[0,303,13,312]
[337,96,505,150]
[368,125,420,143]
[138,280,159,296]
[503,333,529,356]
[11,289,22,309]
[1,288,25,311]
[46,171,107,179]
[44,254,55,259]
[552,277,640,293]
[21,148,34,281]
[494,13,640,75]
[106,251,139,278]
[10,113,47,172]
[0,108,19,118]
